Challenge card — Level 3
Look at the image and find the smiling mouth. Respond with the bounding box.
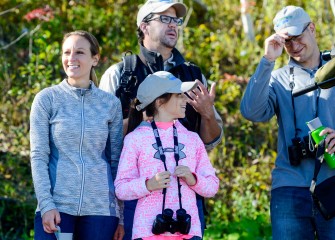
[68,65,79,69]
[294,49,303,54]
[291,45,305,55]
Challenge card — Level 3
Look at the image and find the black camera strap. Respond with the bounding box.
[310,139,326,193]
[151,120,184,213]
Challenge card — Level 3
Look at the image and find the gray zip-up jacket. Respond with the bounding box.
[30,79,123,218]
[240,57,335,190]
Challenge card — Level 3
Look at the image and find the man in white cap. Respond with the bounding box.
[241,5,335,239]
[100,1,223,239]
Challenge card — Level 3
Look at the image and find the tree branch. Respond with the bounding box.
[0,3,24,17]
[0,30,28,50]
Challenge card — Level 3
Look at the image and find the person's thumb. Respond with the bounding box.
[55,211,61,225]
[209,82,216,101]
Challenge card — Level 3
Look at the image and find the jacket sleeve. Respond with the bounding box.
[240,57,278,122]
[30,90,57,216]
[189,135,219,197]
[108,98,123,182]
[99,64,122,95]
[114,134,151,201]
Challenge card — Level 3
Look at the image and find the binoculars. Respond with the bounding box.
[152,208,191,235]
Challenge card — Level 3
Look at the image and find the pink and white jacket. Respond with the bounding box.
[115,120,219,239]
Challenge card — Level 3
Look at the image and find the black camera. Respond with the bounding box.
[288,136,315,166]
[152,208,191,235]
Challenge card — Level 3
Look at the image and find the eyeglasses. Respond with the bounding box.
[146,15,183,26]
[284,23,310,46]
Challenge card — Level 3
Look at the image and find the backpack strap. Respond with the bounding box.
[116,52,138,118]
[117,52,137,96]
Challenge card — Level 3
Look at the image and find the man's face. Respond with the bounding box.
[282,23,319,66]
[143,7,179,50]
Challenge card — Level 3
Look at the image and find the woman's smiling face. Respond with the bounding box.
[62,35,98,83]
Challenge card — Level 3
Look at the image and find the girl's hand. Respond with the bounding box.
[113,224,125,240]
[174,165,196,186]
[146,171,171,191]
[42,209,61,233]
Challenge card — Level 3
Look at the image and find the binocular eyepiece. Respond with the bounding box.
[152,208,191,235]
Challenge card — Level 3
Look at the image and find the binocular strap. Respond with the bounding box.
[151,121,184,213]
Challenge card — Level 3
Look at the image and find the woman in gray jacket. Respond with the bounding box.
[30,30,123,240]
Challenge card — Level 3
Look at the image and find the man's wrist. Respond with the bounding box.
[263,55,276,63]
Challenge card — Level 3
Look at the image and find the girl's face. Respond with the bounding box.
[157,93,188,121]
[62,35,98,83]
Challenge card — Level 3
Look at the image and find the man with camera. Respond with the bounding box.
[240,5,335,239]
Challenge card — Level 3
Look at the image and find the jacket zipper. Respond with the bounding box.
[77,90,86,215]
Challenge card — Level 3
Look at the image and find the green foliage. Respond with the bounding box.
[203,76,276,239]
[1,0,335,239]
[0,152,35,240]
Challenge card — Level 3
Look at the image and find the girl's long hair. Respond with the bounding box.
[127,93,172,134]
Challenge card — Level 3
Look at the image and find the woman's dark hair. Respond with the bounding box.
[62,30,100,86]
[127,93,173,134]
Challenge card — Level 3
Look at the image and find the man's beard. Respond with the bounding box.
[160,33,178,49]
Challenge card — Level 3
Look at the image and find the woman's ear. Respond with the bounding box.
[92,54,99,67]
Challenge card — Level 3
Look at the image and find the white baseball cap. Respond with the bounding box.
[273,6,311,36]
[137,0,187,27]
[136,71,197,111]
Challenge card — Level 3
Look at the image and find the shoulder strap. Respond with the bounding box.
[116,52,138,118]
[310,139,326,193]
[118,52,137,94]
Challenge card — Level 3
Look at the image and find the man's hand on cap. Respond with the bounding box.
[264,33,287,62]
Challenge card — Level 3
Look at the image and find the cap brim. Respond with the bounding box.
[152,3,187,18]
[167,81,197,93]
[180,81,198,92]
[277,25,305,36]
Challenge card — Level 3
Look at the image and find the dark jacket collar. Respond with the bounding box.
[139,44,185,72]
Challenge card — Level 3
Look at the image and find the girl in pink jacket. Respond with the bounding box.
[115,71,219,240]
